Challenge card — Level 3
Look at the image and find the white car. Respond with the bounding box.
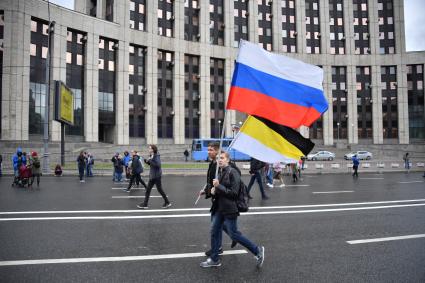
[307,151,335,161]
[344,151,373,160]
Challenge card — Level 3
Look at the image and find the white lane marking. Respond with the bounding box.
[284,185,310,187]
[360,178,384,180]
[2,199,425,215]
[112,188,142,190]
[347,234,425,245]
[312,191,354,194]
[0,250,248,266]
[111,196,162,199]
[1,203,424,221]
[398,181,424,184]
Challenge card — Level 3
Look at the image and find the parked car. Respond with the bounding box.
[344,151,373,160]
[307,151,335,161]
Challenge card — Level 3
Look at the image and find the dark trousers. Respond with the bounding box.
[128,173,147,189]
[78,166,85,180]
[247,171,266,198]
[30,174,40,186]
[353,165,358,177]
[142,177,169,206]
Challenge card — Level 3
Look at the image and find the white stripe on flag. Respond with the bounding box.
[231,132,297,164]
[237,40,323,90]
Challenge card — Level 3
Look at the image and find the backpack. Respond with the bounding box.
[229,164,249,213]
[33,158,40,168]
[132,156,143,174]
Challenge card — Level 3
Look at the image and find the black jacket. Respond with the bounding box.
[249,158,265,174]
[145,154,162,179]
[205,159,217,197]
[210,166,240,216]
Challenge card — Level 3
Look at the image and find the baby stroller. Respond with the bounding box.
[12,165,32,187]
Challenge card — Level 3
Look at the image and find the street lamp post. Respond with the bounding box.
[336,122,340,143]
[218,120,222,138]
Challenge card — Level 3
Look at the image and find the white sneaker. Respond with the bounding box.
[80,180,85,183]
[279,184,286,187]
[266,183,273,188]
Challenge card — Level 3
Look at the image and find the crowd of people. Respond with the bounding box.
[10,147,43,188]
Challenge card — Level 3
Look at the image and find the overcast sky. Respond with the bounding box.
[49,0,424,51]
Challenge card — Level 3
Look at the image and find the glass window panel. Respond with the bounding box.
[76,54,83,65]
[31,20,37,32]
[30,43,37,56]
[41,46,48,58]
[66,52,72,64]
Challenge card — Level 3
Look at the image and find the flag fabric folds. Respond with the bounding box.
[227,40,328,128]
[230,116,315,164]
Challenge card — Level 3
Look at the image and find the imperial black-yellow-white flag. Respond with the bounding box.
[229,116,315,164]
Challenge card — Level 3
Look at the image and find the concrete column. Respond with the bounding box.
[394,0,405,54]
[145,46,158,145]
[397,64,409,144]
[173,51,185,144]
[199,0,211,138]
[344,0,355,55]
[371,65,383,144]
[251,0,259,44]
[320,0,330,55]
[323,65,333,145]
[347,65,358,144]
[296,0,306,55]
[96,0,104,20]
[1,7,30,140]
[50,24,68,142]
[84,33,99,142]
[272,0,281,52]
[114,39,129,145]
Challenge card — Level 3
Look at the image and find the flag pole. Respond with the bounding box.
[215,110,228,178]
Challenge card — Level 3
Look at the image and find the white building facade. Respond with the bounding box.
[0,0,424,146]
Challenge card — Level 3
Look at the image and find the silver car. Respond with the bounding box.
[344,151,373,160]
[307,151,336,161]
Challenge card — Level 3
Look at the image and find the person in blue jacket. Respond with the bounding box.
[352,154,360,177]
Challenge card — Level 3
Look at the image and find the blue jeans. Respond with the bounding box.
[114,172,123,182]
[266,167,273,184]
[247,171,266,198]
[210,212,259,262]
[86,164,93,177]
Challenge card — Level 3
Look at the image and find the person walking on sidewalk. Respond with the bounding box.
[29,151,42,187]
[352,154,360,178]
[124,151,147,192]
[246,158,268,200]
[184,149,189,162]
[403,152,410,173]
[200,150,265,268]
[137,145,171,209]
[77,151,86,182]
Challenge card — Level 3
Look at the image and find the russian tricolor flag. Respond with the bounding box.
[227,40,328,128]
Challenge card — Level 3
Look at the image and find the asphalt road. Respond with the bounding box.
[0,172,424,282]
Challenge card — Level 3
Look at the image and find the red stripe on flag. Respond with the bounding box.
[227,86,322,128]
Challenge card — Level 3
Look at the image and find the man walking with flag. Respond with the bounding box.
[200,150,264,268]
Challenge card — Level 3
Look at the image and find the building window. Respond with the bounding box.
[305,0,321,54]
[353,0,370,54]
[332,66,348,140]
[234,0,249,47]
[129,44,146,138]
[29,18,50,134]
[105,0,114,21]
[381,65,398,138]
[158,0,174,37]
[210,58,225,137]
[258,0,273,51]
[65,29,86,136]
[378,0,396,54]
[158,50,174,138]
[98,37,116,142]
[210,0,225,46]
[184,55,200,138]
[356,66,372,139]
[407,64,425,138]
[281,0,297,53]
[329,0,345,54]
[130,0,146,31]
[184,0,200,41]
